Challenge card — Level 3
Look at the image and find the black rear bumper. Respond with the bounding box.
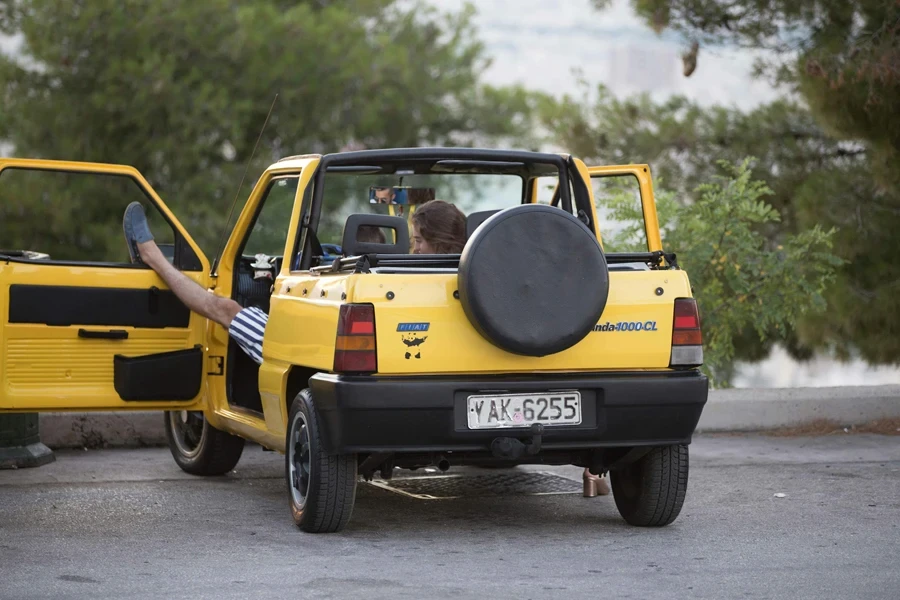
[309,370,709,455]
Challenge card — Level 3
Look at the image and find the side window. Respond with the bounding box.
[0,167,175,264]
[242,176,300,258]
[592,174,648,252]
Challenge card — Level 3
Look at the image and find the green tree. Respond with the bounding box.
[0,0,537,259]
[541,81,900,365]
[587,0,900,365]
[603,0,900,185]
[598,159,841,385]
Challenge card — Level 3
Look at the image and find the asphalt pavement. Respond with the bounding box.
[1,434,898,600]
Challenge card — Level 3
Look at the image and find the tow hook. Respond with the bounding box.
[490,424,544,459]
[525,423,544,455]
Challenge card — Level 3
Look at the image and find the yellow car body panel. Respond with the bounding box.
[0,158,210,412]
[264,269,688,377]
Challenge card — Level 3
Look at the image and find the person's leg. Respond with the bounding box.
[136,240,243,329]
[142,240,266,366]
[124,202,269,365]
[123,201,242,329]
[227,305,268,365]
[123,200,255,327]
[583,467,611,497]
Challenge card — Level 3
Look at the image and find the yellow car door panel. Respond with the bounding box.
[0,158,210,412]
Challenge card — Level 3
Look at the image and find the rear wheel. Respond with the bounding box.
[610,445,688,527]
[286,389,358,533]
[164,411,245,476]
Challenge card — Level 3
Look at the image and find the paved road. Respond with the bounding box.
[1,434,898,600]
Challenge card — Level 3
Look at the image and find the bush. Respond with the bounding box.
[599,159,842,386]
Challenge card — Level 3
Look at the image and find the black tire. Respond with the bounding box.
[610,445,689,527]
[163,410,245,476]
[286,389,358,533]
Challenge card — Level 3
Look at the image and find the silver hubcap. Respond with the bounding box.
[169,411,207,459]
[288,411,311,508]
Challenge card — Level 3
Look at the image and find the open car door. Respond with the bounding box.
[530,161,665,254]
[585,164,664,253]
[0,159,211,412]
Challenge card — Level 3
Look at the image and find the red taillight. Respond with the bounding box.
[670,298,703,366]
[673,299,701,335]
[334,304,377,373]
[349,320,374,335]
[674,315,698,329]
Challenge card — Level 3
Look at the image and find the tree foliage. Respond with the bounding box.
[0,0,537,258]
[598,159,841,385]
[541,79,900,365]
[610,0,900,186]
[585,0,900,365]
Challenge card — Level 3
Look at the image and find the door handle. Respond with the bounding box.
[78,329,129,340]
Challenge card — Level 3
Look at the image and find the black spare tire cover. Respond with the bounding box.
[458,204,609,356]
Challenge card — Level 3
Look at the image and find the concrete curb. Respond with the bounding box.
[35,384,900,448]
[40,412,166,449]
[695,384,900,432]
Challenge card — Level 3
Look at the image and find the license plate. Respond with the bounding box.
[466,392,582,429]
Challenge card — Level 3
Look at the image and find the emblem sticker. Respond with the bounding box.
[401,333,428,359]
[592,321,658,332]
[397,323,430,359]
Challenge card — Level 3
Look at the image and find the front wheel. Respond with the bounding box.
[610,445,689,527]
[163,411,245,476]
[286,389,358,533]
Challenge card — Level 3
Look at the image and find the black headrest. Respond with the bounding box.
[341,214,410,256]
[466,210,501,239]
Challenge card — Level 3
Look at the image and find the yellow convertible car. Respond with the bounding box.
[0,148,707,532]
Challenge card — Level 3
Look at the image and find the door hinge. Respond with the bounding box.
[207,355,224,376]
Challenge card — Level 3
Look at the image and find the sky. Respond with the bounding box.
[426,0,783,109]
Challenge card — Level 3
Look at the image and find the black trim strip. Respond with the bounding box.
[311,250,673,274]
[9,284,190,328]
[78,328,129,340]
[0,255,147,269]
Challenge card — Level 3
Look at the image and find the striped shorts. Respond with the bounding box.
[228,306,268,365]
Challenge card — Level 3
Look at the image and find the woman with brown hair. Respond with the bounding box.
[410,199,467,254]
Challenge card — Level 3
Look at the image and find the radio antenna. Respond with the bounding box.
[211,93,279,275]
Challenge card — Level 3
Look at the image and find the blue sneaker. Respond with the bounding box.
[122,201,155,264]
